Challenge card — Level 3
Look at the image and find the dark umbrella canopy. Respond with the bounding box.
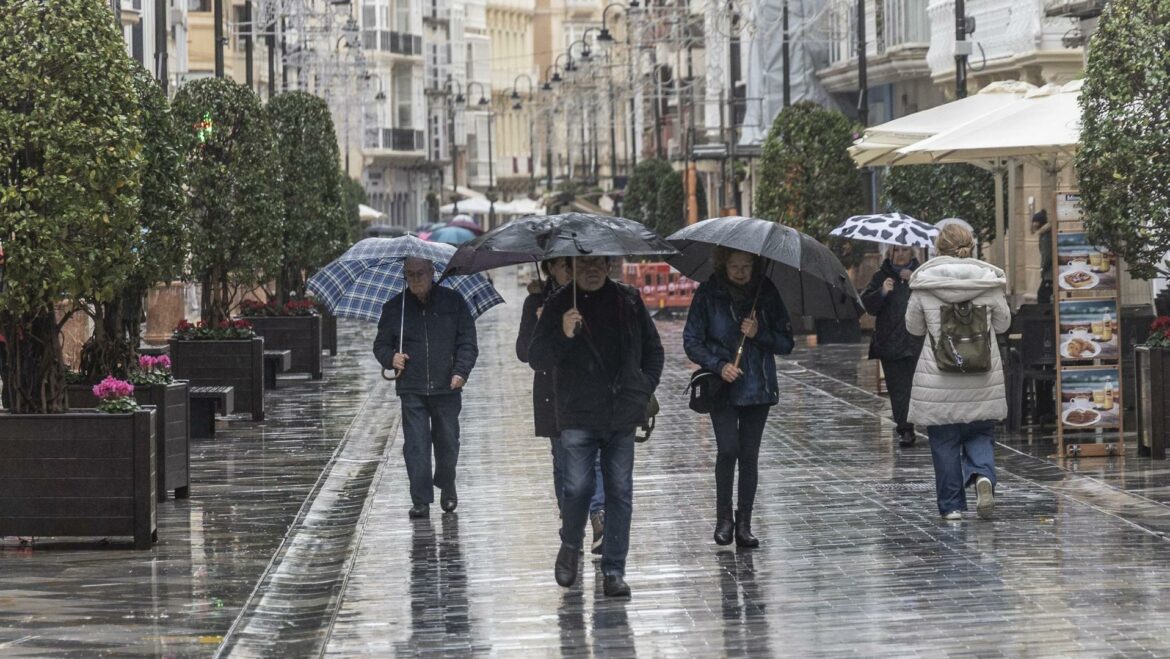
[444,212,677,276]
[666,216,862,319]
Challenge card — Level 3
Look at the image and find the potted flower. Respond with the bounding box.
[1136,316,1170,458]
[93,376,139,413]
[238,298,323,380]
[169,319,266,421]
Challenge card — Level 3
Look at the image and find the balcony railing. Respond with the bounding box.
[423,0,450,23]
[883,0,929,50]
[362,30,423,56]
[365,128,426,152]
[828,0,930,66]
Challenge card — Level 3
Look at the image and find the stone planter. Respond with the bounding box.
[322,313,338,356]
[0,409,157,549]
[169,337,265,421]
[1136,346,1170,459]
[245,315,323,379]
[67,381,190,501]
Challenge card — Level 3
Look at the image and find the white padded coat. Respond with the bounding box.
[904,257,1012,427]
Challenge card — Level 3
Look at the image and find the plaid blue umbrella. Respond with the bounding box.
[307,236,503,322]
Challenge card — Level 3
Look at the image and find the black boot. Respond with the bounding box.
[735,509,759,548]
[714,507,734,545]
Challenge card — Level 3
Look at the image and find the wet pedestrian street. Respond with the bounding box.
[8,269,1170,657]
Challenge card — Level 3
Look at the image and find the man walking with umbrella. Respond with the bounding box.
[374,256,480,519]
[528,255,665,598]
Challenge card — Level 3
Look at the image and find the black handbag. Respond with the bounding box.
[688,368,726,414]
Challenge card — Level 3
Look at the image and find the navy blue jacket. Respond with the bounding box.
[683,275,794,407]
[528,279,665,432]
[373,286,478,396]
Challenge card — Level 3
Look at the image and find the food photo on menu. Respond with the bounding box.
[1058,299,1120,361]
[1056,232,1117,292]
[1059,367,1121,429]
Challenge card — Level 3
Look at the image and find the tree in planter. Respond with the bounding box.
[652,169,708,236]
[0,0,144,413]
[623,158,673,225]
[340,174,367,246]
[266,92,347,303]
[754,102,865,267]
[881,164,998,245]
[172,78,283,325]
[1077,0,1170,281]
[78,64,191,382]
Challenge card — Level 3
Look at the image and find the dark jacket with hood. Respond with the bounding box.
[861,258,924,361]
[528,278,665,433]
[373,285,479,396]
[683,274,794,407]
[517,278,560,437]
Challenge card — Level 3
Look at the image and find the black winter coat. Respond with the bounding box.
[861,259,923,361]
[528,279,665,433]
[517,279,560,438]
[373,286,479,396]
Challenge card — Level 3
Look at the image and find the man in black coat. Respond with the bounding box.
[374,257,479,519]
[528,255,665,598]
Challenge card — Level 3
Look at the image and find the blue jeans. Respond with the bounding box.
[550,435,605,514]
[559,428,635,576]
[400,392,462,505]
[927,420,997,515]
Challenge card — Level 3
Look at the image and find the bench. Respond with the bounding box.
[190,386,235,439]
[263,349,292,390]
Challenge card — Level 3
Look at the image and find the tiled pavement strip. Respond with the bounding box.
[7,267,1170,656]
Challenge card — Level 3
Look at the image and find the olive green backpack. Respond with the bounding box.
[930,302,991,373]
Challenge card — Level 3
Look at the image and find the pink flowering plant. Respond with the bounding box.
[92,376,139,413]
[130,354,174,385]
[1147,316,1170,349]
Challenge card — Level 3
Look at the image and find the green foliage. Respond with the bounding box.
[171,318,257,340]
[340,174,366,245]
[172,78,283,324]
[0,0,145,412]
[653,170,685,235]
[881,164,998,245]
[623,159,673,225]
[266,92,347,302]
[1077,0,1170,280]
[754,102,864,265]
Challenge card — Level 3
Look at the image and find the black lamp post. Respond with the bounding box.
[443,77,465,214]
[467,81,494,227]
[509,74,537,194]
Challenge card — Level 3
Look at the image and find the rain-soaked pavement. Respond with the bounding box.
[7,267,1170,656]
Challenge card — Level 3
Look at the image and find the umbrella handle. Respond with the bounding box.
[381,368,402,381]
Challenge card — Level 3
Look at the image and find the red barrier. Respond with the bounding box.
[621,262,698,311]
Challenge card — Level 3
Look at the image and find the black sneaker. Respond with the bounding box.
[408,503,429,519]
[603,574,631,598]
[440,485,458,513]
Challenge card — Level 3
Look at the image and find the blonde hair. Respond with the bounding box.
[935,223,976,259]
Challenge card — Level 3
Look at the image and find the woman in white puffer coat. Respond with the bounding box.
[905,223,1011,521]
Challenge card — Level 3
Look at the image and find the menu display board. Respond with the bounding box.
[1056,232,1118,293]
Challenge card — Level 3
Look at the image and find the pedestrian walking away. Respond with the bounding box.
[905,224,1011,521]
[515,257,607,553]
[683,248,794,548]
[861,244,925,448]
[528,255,665,598]
[374,256,479,519]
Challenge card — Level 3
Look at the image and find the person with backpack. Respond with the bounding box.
[905,223,1011,521]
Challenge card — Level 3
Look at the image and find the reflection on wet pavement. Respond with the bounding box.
[8,267,1170,656]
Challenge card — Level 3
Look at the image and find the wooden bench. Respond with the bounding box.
[190,386,234,439]
[263,349,292,390]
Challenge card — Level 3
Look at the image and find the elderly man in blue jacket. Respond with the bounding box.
[374,257,479,519]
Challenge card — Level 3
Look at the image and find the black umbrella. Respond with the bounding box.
[666,216,862,320]
[444,212,677,276]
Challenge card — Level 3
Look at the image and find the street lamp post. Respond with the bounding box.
[443,77,466,214]
[467,82,494,227]
[509,74,536,195]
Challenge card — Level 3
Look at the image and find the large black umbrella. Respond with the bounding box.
[443,212,677,277]
[666,216,861,319]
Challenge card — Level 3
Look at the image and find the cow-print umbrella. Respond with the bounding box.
[829,212,938,249]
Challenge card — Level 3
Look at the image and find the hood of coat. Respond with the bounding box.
[909,256,1007,304]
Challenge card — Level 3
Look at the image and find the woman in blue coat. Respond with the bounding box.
[684,247,794,547]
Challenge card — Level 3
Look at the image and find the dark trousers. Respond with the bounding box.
[880,356,917,434]
[559,428,635,576]
[400,392,462,505]
[710,404,771,513]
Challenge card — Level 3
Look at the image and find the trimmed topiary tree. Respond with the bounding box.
[340,174,367,246]
[754,101,864,265]
[623,158,673,225]
[79,64,191,382]
[652,169,708,237]
[1077,0,1170,280]
[0,0,145,413]
[267,92,347,303]
[172,77,283,325]
[882,164,998,245]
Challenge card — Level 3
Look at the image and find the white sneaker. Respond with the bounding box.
[975,476,995,520]
[942,510,962,521]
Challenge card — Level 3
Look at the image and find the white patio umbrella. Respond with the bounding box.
[440,196,494,215]
[849,81,1037,167]
[358,204,386,222]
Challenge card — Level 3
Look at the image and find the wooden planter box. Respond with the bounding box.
[67,381,190,501]
[169,337,265,421]
[322,313,338,356]
[245,315,323,379]
[1136,346,1170,459]
[0,409,157,549]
